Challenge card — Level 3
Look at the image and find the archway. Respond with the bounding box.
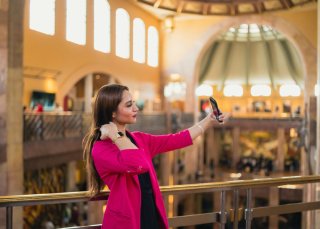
[193,15,316,100]
[56,64,120,104]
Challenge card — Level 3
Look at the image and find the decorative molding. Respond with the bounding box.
[137,0,316,16]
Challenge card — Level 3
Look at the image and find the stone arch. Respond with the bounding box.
[192,15,316,100]
[56,64,119,103]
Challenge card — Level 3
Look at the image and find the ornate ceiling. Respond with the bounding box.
[199,24,303,88]
[136,0,315,16]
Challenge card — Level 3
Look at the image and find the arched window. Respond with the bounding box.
[66,0,86,45]
[29,0,55,35]
[94,0,110,53]
[147,26,159,67]
[116,8,130,59]
[133,18,145,63]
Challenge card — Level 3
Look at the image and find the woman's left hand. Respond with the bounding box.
[210,112,230,124]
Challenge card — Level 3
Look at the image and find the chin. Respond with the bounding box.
[128,119,137,124]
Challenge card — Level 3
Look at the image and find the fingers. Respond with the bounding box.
[218,113,230,124]
[100,124,109,140]
[99,122,118,140]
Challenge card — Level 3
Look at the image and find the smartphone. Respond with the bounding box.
[209,97,223,122]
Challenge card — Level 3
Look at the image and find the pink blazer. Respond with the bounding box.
[92,129,193,229]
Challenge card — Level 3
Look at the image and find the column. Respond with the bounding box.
[206,128,217,178]
[66,161,77,191]
[315,0,320,226]
[276,128,285,171]
[232,127,241,168]
[84,74,93,113]
[0,0,24,228]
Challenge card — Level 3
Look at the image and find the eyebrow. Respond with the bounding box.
[125,100,134,105]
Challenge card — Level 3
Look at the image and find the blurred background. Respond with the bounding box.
[0,0,319,228]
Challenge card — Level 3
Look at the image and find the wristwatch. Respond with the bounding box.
[111,131,124,143]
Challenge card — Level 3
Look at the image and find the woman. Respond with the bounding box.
[83,84,226,229]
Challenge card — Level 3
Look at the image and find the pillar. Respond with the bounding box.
[66,161,77,191]
[206,127,218,177]
[315,1,320,226]
[232,127,240,168]
[0,0,24,228]
[84,74,93,113]
[276,128,285,171]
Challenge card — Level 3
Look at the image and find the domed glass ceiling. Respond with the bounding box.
[199,24,303,89]
[222,24,284,42]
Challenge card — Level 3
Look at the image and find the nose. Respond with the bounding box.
[133,103,139,112]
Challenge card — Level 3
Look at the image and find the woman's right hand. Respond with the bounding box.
[100,122,118,140]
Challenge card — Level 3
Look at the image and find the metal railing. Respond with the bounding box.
[23,112,195,142]
[1,175,320,229]
[23,112,85,141]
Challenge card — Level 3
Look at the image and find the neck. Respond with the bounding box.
[113,121,126,133]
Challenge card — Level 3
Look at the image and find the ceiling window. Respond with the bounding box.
[116,8,130,59]
[29,0,55,35]
[251,85,271,96]
[133,18,146,63]
[66,0,86,45]
[224,24,282,42]
[195,84,213,97]
[279,85,301,97]
[223,85,243,97]
[94,0,110,53]
[147,26,159,67]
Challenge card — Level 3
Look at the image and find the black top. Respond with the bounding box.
[126,133,161,229]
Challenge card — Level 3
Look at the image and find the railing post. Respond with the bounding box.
[220,190,227,229]
[233,189,239,229]
[40,114,44,140]
[245,189,253,229]
[6,206,12,229]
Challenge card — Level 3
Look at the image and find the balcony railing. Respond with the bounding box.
[23,112,195,142]
[1,175,320,229]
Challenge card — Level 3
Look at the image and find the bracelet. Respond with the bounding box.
[111,131,124,143]
[197,124,204,134]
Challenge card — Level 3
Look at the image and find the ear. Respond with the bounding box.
[112,112,116,118]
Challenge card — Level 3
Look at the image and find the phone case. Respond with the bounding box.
[209,97,223,122]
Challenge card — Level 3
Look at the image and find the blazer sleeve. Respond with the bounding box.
[136,129,193,158]
[92,142,149,177]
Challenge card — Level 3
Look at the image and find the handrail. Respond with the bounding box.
[0,175,319,207]
[1,175,320,229]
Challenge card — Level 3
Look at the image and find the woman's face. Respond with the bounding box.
[113,90,139,125]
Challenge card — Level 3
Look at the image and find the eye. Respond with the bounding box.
[126,100,135,107]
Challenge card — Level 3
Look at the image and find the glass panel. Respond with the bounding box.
[94,0,110,53]
[29,0,55,35]
[66,0,86,45]
[116,8,130,59]
[133,18,146,63]
[147,26,159,67]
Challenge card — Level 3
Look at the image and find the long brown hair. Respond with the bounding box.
[83,84,129,196]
